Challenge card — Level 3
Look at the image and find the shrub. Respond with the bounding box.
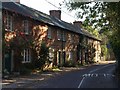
[76,60,84,67]
[34,42,49,71]
[63,60,76,67]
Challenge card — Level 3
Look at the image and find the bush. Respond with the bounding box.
[88,60,96,64]
[76,61,84,67]
[34,42,49,71]
[63,60,76,67]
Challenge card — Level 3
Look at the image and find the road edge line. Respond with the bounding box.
[77,77,85,88]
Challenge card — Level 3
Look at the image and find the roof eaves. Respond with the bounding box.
[2,2,101,41]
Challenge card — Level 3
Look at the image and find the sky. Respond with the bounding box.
[20,0,82,23]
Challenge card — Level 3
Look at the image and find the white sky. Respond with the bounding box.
[20,0,83,23]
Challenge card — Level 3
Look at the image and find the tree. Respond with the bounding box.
[83,26,100,38]
[34,42,49,71]
[62,0,120,73]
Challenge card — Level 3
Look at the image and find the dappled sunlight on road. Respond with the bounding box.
[41,73,53,76]
[2,79,16,85]
[17,78,45,81]
[98,60,116,64]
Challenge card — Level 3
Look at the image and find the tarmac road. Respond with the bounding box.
[29,63,118,88]
[2,62,118,89]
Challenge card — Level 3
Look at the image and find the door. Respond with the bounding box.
[57,51,61,66]
[63,51,66,64]
[4,50,14,73]
[5,51,11,73]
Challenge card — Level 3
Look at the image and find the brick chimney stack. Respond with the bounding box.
[11,0,20,3]
[73,21,82,28]
[15,0,20,3]
[49,10,61,19]
[2,0,20,3]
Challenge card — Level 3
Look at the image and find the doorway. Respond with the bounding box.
[4,50,14,73]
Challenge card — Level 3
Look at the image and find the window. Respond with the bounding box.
[47,27,52,39]
[69,34,73,42]
[57,30,61,40]
[23,49,31,63]
[69,51,73,61]
[62,31,66,41]
[23,20,29,34]
[49,48,54,61]
[6,13,13,31]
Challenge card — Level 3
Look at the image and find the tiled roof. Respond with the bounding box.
[2,2,101,41]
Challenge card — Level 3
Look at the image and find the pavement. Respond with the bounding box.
[2,66,87,87]
[2,60,116,88]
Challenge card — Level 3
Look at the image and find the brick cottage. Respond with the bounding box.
[2,2,101,73]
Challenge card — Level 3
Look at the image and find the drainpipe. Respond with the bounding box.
[0,1,2,79]
[62,41,63,66]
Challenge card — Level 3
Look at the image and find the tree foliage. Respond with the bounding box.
[62,0,120,72]
[83,26,100,38]
[34,42,49,71]
[63,1,119,34]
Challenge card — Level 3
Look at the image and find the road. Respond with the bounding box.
[2,63,118,88]
[29,63,118,88]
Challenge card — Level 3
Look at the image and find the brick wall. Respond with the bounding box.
[3,9,80,71]
[3,9,101,72]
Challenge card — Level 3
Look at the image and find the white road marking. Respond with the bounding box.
[91,74,94,77]
[95,74,98,77]
[77,64,113,88]
[104,74,106,77]
[85,74,87,77]
[112,74,115,77]
[78,77,85,88]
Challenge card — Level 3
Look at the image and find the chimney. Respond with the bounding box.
[49,10,61,19]
[2,0,20,3]
[11,0,20,3]
[15,0,20,3]
[73,21,82,28]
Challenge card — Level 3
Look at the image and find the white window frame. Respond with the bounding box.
[23,49,31,63]
[6,13,13,31]
[69,51,73,61]
[49,50,54,61]
[57,30,61,40]
[47,27,52,39]
[23,20,29,34]
[70,34,74,43]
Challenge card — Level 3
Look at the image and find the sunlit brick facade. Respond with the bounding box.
[2,2,101,73]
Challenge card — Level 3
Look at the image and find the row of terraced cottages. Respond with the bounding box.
[2,2,101,73]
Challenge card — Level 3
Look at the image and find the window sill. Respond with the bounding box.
[5,29,14,32]
[62,40,66,42]
[48,37,52,39]
[22,61,31,63]
[24,33,29,35]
